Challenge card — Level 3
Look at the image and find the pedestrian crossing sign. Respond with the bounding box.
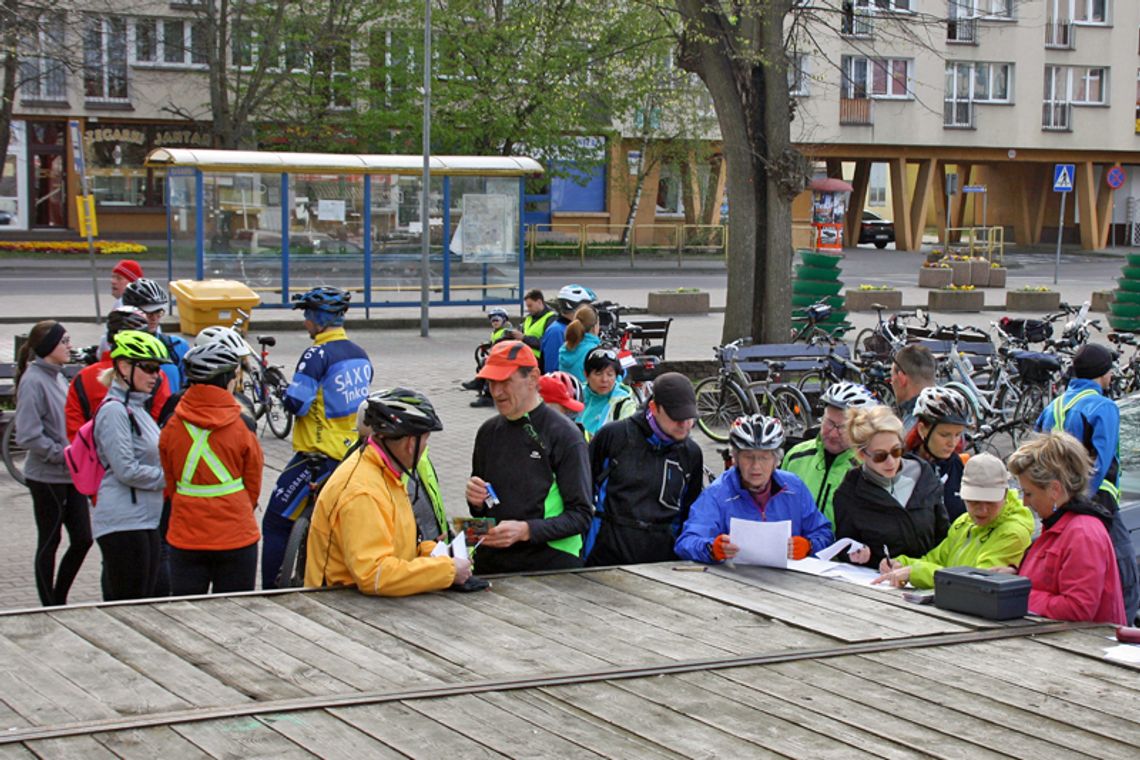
[1053,164,1074,192]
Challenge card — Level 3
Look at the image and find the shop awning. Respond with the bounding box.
[145,148,544,177]
[810,177,854,194]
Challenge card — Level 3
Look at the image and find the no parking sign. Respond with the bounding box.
[1106,165,1125,190]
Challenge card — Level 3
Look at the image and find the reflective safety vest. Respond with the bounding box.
[1050,389,1120,502]
[524,309,557,357]
[177,421,245,498]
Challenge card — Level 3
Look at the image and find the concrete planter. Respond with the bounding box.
[846,289,902,312]
[1092,290,1114,312]
[647,290,710,315]
[949,260,972,286]
[970,260,991,286]
[1006,290,1061,312]
[929,289,985,312]
[987,268,1007,289]
[918,267,952,289]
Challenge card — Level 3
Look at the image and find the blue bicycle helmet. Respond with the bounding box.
[292,287,351,326]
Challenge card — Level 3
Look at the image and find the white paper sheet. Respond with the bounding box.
[429,540,448,557]
[729,518,791,568]
[815,537,868,562]
[786,557,837,576]
[1103,644,1140,665]
[429,529,468,559]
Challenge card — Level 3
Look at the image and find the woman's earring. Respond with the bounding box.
[1052,502,1059,513]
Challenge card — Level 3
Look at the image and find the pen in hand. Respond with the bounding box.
[883,544,892,568]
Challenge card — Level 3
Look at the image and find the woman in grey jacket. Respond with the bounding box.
[15,321,90,606]
[93,330,169,601]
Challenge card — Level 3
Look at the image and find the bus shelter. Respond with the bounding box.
[144,148,543,311]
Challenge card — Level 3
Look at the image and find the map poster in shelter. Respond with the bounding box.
[457,194,518,263]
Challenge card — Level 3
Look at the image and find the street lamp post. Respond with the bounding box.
[420,0,432,337]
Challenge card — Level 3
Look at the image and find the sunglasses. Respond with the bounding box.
[863,445,904,463]
[134,362,163,375]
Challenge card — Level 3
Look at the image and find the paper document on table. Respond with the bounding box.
[787,557,836,575]
[1103,644,1140,665]
[819,562,885,586]
[729,518,791,568]
[815,537,867,562]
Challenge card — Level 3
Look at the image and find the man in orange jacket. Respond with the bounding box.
[159,341,263,595]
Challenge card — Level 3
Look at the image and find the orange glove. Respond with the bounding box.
[791,536,812,560]
[710,534,732,562]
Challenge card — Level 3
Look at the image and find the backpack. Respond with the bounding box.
[64,398,137,497]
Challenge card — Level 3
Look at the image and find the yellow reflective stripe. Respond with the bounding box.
[1051,389,1097,431]
[1099,481,1120,500]
[177,421,244,498]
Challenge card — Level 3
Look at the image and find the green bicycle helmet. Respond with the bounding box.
[110,329,170,362]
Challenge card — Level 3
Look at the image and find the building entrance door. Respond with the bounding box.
[27,121,67,228]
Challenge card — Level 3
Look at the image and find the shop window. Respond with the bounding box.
[83,16,129,102]
[85,123,212,207]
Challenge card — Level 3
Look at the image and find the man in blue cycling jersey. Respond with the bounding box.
[261,286,373,588]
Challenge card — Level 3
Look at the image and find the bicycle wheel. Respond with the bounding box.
[277,511,311,589]
[765,385,814,441]
[2,419,26,486]
[242,366,267,420]
[694,377,749,443]
[264,367,294,439]
[796,370,828,416]
[864,380,895,407]
[1011,384,1050,444]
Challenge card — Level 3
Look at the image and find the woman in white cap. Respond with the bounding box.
[874,453,1034,589]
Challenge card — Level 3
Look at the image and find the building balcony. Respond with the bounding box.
[840,97,873,126]
[1042,102,1072,132]
[840,11,874,39]
[1045,20,1075,50]
[944,100,976,129]
[946,17,977,45]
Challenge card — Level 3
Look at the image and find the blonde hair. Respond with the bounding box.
[845,405,903,448]
[564,305,598,350]
[1006,431,1092,499]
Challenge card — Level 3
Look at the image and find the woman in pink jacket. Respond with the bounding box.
[1006,431,1126,625]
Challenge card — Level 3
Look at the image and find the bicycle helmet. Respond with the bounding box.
[557,284,596,311]
[487,308,509,324]
[194,325,253,357]
[546,370,583,403]
[182,342,241,383]
[121,278,169,312]
[820,381,878,411]
[110,329,170,362]
[914,386,973,426]
[729,414,785,451]
[363,388,444,439]
[291,286,351,313]
[584,346,622,375]
[106,305,148,336]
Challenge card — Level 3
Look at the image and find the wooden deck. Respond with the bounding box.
[0,563,1137,758]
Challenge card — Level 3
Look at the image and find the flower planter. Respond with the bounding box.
[928,289,985,312]
[969,260,991,286]
[986,268,1007,289]
[949,260,971,287]
[918,267,952,289]
[1005,290,1061,312]
[1091,290,1114,312]
[647,290,709,315]
[846,289,902,312]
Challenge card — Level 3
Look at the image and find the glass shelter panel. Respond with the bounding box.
[287,174,366,299]
[198,171,285,291]
[445,176,521,305]
[369,173,446,306]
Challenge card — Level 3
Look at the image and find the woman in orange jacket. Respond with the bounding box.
[159,341,263,595]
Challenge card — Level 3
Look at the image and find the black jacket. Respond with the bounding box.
[585,411,704,566]
[833,454,949,568]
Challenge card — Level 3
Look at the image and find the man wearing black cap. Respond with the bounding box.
[584,372,704,566]
[1036,343,1138,623]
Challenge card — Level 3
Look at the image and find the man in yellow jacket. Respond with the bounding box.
[305,388,471,596]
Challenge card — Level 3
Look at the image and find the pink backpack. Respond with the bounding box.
[64,399,136,497]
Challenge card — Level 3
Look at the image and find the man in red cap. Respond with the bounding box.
[464,340,593,573]
[110,260,143,306]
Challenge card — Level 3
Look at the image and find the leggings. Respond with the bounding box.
[28,480,92,607]
[97,529,160,602]
[169,542,258,596]
[260,509,295,590]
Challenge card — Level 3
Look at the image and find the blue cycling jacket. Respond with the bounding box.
[541,318,569,373]
[1035,378,1120,497]
[284,327,372,460]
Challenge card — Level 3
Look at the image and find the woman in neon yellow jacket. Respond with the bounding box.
[873,452,1034,589]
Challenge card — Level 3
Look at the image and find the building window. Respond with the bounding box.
[945,62,1012,103]
[83,16,129,102]
[854,0,912,11]
[1071,0,1108,24]
[950,0,1013,18]
[842,56,913,99]
[20,15,67,102]
[133,18,208,67]
[868,163,887,206]
[789,54,809,96]
[1046,65,1108,106]
[656,164,684,216]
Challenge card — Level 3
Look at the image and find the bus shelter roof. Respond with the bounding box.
[145,148,544,177]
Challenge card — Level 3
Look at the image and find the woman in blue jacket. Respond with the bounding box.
[675,415,833,563]
[558,305,601,384]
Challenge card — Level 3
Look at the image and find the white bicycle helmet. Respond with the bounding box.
[557,284,596,310]
[820,381,877,411]
[488,308,509,323]
[729,414,785,451]
[914,386,973,426]
[194,325,253,357]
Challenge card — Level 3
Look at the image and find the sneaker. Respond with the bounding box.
[470,395,495,408]
[461,379,482,391]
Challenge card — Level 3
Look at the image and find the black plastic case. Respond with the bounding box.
[933,566,1031,620]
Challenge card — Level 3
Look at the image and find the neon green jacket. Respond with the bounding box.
[896,490,1034,589]
[781,436,857,529]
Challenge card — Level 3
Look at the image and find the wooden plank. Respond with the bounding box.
[90,727,210,758]
[889,158,913,251]
[865,646,1140,752]
[105,605,309,702]
[539,682,784,758]
[0,636,119,726]
[1029,629,1140,681]
[0,613,188,717]
[480,690,688,760]
[50,607,248,708]
[801,656,1105,759]
[172,716,312,759]
[909,158,937,251]
[624,563,901,642]
[16,736,118,759]
[0,695,32,729]
[0,744,35,759]
[408,693,608,759]
[332,702,508,758]
[1076,161,1098,250]
[251,711,406,759]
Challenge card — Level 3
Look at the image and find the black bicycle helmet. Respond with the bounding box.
[106,305,148,336]
[182,342,241,383]
[363,388,444,438]
[820,381,877,411]
[291,286,351,314]
[914,386,973,426]
[122,278,169,312]
[729,414,785,451]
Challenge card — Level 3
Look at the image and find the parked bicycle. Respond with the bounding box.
[853,304,932,361]
[232,309,293,439]
[795,333,894,414]
[693,339,813,443]
[276,452,331,588]
[789,301,853,344]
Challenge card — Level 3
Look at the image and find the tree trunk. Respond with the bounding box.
[620,133,652,246]
[0,0,20,183]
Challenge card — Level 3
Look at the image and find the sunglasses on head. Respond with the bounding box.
[863,445,904,463]
[134,362,163,375]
